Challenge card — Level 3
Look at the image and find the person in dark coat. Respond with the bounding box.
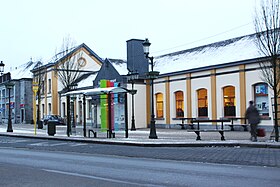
[245,100,261,142]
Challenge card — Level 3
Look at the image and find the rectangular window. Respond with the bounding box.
[41,80,45,95]
[48,79,51,93]
[62,102,66,118]
[42,104,45,117]
[48,103,51,114]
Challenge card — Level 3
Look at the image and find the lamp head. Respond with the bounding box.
[142,38,151,56]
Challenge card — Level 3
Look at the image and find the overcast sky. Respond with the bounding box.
[0,0,257,71]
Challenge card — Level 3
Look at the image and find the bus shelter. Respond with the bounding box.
[66,87,130,138]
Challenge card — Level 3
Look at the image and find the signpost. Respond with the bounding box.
[32,82,39,135]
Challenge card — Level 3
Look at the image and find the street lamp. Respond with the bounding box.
[127,71,139,131]
[0,61,4,75]
[143,38,160,139]
[5,81,15,132]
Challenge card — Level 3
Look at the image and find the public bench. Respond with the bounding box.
[88,129,97,138]
[190,118,231,141]
[88,128,116,138]
[173,118,195,129]
[222,117,248,131]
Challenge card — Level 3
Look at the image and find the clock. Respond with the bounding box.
[78,57,86,67]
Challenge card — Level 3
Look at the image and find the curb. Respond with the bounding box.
[1,133,279,148]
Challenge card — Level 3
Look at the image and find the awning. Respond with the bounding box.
[65,87,129,96]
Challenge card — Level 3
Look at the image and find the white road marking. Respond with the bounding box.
[42,169,161,187]
[69,143,88,147]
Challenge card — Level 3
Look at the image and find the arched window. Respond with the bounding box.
[156,93,164,118]
[254,83,269,116]
[197,89,208,117]
[175,91,184,117]
[223,86,236,116]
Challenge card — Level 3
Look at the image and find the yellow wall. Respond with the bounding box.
[51,71,58,114]
[165,77,170,124]
[211,69,217,120]
[186,73,192,118]
[239,65,246,123]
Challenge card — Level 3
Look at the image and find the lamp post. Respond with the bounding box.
[143,38,160,139]
[70,95,77,135]
[5,81,15,132]
[127,71,139,131]
[66,83,78,137]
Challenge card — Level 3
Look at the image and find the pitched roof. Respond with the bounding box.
[154,33,262,74]
[10,60,43,79]
[54,43,103,65]
[108,58,127,75]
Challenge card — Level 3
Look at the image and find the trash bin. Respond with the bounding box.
[37,120,43,129]
[47,121,56,136]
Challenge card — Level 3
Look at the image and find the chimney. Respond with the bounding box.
[126,39,149,76]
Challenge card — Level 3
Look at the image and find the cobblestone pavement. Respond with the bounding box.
[0,136,279,168]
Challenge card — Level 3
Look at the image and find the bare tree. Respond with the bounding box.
[55,37,82,91]
[33,60,46,127]
[254,0,280,141]
[30,59,46,126]
[54,36,83,136]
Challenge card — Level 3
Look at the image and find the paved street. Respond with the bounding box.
[0,134,280,168]
[0,123,279,148]
[1,147,280,187]
[1,123,280,186]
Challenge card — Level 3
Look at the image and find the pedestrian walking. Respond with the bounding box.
[245,100,261,142]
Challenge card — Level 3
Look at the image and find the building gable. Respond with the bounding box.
[93,58,122,87]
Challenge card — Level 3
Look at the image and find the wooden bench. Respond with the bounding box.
[190,119,231,141]
[222,117,248,131]
[174,118,195,129]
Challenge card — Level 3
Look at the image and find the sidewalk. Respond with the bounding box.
[0,123,280,148]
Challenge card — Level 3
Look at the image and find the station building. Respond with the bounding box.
[9,32,276,130]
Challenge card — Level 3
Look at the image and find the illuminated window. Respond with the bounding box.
[197,89,208,117]
[175,91,184,117]
[223,86,236,116]
[254,83,269,116]
[156,93,164,118]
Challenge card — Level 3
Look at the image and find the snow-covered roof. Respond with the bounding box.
[154,34,262,74]
[77,73,97,88]
[109,58,128,75]
[66,87,128,96]
[9,60,42,79]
